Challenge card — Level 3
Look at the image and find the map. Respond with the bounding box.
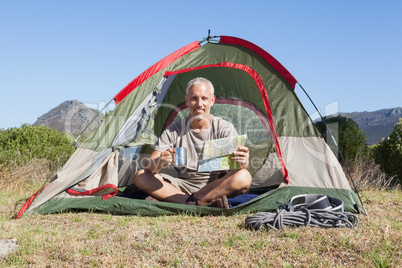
[198,135,247,172]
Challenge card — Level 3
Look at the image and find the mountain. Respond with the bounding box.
[35,100,400,145]
[34,100,104,135]
[340,107,402,145]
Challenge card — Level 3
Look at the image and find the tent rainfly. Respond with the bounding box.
[17,35,361,218]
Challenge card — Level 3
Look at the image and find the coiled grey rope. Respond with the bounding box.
[245,208,359,231]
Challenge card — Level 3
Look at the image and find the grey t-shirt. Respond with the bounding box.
[155,115,238,182]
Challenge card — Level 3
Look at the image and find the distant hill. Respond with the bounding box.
[35,100,400,145]
[34,100,104,135]
[340,107,402,145]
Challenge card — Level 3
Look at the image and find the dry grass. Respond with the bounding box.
[346,155,400,191]
[0,159,51,193]
[0,162,401,267]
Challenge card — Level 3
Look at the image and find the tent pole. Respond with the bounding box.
[199,29,220,44]
[297,82,368,216]
[16,98,115,218]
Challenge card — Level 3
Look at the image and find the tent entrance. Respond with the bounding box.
[135,67,286,188]
[118,66,288,189]
[157,65,289,182]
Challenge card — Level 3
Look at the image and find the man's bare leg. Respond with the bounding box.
[192,169,252,206]
[134,169,189,204]
[134,168,252,206]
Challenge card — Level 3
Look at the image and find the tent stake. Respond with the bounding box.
[297,82,368,216]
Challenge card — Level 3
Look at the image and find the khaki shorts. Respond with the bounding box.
[159,173,210,195]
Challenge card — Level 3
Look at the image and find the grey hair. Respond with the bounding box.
[185,77,214,95]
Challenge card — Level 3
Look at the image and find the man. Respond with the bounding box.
[134,77,252,208]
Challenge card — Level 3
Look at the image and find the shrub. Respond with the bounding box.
[373,118,402,184]
[314,116,368,163]
[0,124,75,171]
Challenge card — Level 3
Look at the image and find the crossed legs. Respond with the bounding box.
[134,169,252,205]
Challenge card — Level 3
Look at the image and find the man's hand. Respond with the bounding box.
[232,146,249,169]
[145,148,174,173]
[159,148,174,168]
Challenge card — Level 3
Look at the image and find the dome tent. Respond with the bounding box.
[17,35,360,218]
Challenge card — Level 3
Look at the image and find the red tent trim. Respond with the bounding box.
[15,185,49,219]
[219,36,297,89]
[114,36,297,104]
[114,41,200,104]
[66,184,118,200]
[163,63,289,182]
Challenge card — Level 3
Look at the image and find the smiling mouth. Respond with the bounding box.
[194,108,205,113]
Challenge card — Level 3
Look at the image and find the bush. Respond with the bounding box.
[314,116,368,163]
[0,124,75,171]
[373,118,402,184]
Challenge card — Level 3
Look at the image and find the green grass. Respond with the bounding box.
[2,193,400,267]
[0,164,401,267]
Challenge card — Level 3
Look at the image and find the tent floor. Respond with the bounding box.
[29,186,360,217]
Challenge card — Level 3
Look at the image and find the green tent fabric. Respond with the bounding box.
[33,187,359,216]
[17,35,361,218]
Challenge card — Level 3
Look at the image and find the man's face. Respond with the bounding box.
[185,83,215,120]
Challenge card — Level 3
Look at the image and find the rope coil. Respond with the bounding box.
[245,195,359,231]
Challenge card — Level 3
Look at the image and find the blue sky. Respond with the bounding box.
[1,0,401,129]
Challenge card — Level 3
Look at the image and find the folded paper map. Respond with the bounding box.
[198,134,247,172]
